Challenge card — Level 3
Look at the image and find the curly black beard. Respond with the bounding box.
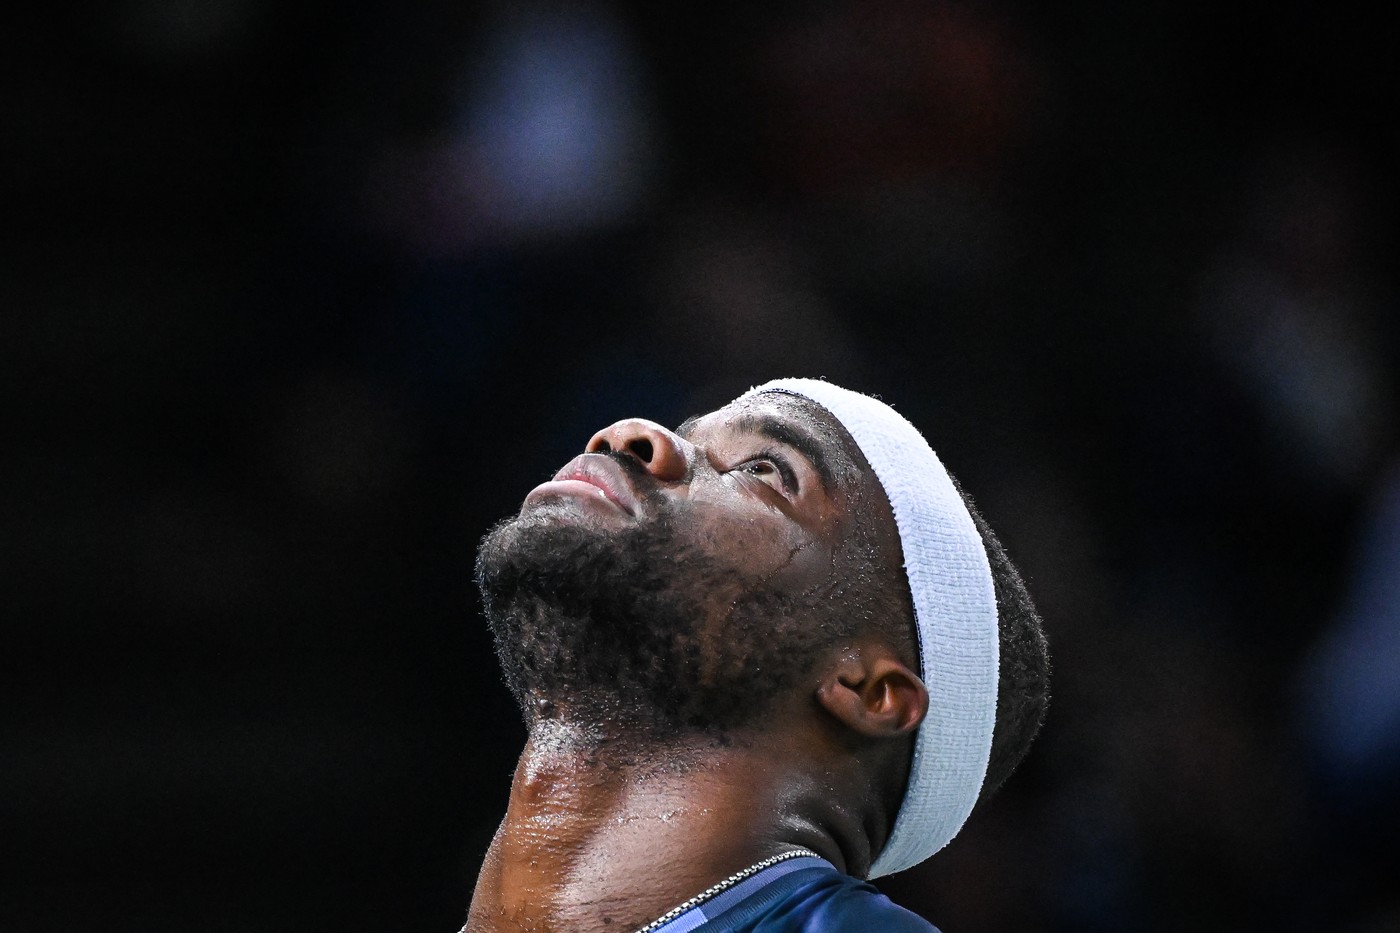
[474,496,841,742]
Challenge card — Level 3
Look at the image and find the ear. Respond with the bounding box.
[815,643,929,739]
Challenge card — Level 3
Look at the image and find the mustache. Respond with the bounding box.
[592,448,668,504]
[596,448,650,480]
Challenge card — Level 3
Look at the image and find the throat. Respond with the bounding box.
[464,726,835,933]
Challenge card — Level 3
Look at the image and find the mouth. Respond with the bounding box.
[523,453,644,516]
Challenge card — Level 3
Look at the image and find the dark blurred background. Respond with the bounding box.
[6,1,1399,930]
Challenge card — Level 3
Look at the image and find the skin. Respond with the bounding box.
[465,394,929,933]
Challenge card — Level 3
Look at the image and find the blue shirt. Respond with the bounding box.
[648,856,940,932]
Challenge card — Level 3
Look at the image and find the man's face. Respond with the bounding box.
[475,392,882,739]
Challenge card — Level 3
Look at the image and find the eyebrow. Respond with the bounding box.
[679,412,838,493]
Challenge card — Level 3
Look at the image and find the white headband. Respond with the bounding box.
[739,378,999,878]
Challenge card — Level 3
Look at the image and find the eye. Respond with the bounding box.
[733,453,797,493]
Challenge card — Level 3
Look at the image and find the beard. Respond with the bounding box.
[474,492,834,741]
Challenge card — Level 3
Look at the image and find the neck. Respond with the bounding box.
[464,719,868,933]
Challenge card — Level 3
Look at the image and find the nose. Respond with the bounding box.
[587,418,691,482]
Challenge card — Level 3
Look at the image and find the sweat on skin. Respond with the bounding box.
[465,381,1031,933]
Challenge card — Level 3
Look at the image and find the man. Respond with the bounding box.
[466,379,1050,932]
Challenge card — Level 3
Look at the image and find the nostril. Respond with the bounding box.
[628,439,653,462]
[594,440,612,453]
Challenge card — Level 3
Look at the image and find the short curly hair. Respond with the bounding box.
[953,477,1051,803]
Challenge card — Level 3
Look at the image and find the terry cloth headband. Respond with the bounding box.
[739,378,999,878]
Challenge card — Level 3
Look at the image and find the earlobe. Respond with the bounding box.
[816,648,929,739]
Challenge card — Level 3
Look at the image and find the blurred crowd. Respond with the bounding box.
[7,1,1398,931]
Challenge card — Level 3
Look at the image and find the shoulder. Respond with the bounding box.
[743,865,941,933]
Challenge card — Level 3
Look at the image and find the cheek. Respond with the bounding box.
[682,486,799,545]
[680,497,838,592]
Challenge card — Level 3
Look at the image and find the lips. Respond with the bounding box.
[524,453,644,516]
